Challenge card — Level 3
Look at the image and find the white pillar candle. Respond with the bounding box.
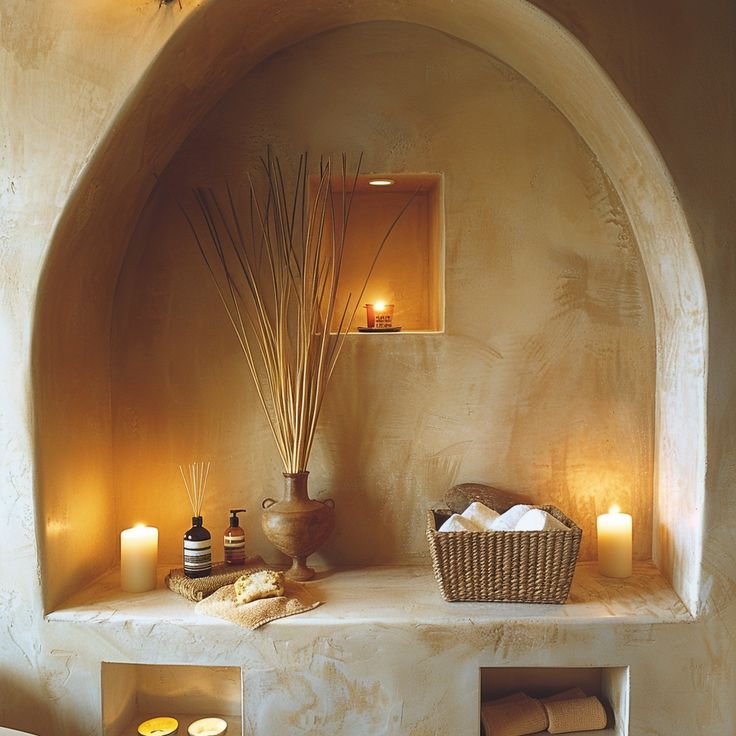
[121,524,158,593]
[597,506,632,578]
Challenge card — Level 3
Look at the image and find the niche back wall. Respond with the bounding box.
[113,21,654,567]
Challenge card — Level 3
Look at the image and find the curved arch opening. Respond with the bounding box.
[33,0,706,615]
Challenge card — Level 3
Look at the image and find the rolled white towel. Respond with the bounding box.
[438,513,483,532]
[515,508,570,532]
[490,504,534,531]
[461,501,500,531]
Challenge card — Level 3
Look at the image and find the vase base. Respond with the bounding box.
[286,556,315,581]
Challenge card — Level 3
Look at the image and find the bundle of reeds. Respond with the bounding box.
[182,153,413,473]
[179,461,210,517]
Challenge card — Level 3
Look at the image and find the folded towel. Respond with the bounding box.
[461,501,500,530]
[490,504,534,531]
[541,687,587,703]
[514,508,570,532]
[195,577,321,629]
[481,693,548,736]
[438,513,483,532]
[544,695,607,734]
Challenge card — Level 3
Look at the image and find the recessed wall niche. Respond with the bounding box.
[101,663,242,736]
[480,666,629,736]
[110,20,655,572]
[40,18,714,619]
[321,173,443,333]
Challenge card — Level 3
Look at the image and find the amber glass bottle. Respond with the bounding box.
[224,508,246,565]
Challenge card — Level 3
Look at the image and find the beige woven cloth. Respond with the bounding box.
[165,557,266,602]
[544,696,607,734]
[195,578,321,629]
[481,693,548,736]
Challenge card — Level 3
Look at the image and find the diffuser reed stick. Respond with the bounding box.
[182,152,415,473]
[179,461,210,517]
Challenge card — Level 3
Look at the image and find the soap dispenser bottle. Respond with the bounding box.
[224,508,247,565]
[184,516,212,578]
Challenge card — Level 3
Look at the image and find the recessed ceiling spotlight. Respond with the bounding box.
[368,178,395,186]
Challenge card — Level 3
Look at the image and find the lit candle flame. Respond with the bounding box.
[609,504,620,514]
[375,301,386,312]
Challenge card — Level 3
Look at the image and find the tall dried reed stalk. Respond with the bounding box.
[182,153,413,474]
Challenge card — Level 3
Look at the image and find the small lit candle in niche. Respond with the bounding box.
[597,505,632,578]
[188,717,228,736]
[138,716,178,736]
[121,524,159,593]
[364,301,395,329]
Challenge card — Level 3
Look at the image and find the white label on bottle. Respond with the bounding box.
[184,539,212,571]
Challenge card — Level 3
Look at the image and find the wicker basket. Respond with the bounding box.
[426,506,581,603]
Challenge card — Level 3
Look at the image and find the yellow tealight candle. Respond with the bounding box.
[138,716,178,735]
[597,505,632,578]
[121,524,159,593]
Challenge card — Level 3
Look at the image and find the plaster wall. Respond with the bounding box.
[0,1,732,735]
[112,22,655,568]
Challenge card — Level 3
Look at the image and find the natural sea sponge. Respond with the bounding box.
[234,570,285,604]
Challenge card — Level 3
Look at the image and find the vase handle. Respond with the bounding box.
[321,498,335,509]
[262,497,277,509]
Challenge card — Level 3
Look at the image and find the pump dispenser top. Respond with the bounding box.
[224,508,247,565]
[229,508,246,527]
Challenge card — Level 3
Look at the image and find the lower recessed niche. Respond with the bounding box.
[101,663,242,736]
[480,666,629,736]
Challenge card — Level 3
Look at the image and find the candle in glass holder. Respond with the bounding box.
[121,524,159,593]
[364,301,394,329]
[597,506,632,578]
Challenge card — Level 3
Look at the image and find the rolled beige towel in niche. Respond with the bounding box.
[481,693,548,736]
[461,501,500,530]
[544,695,608,734]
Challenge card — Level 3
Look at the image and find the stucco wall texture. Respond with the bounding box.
[0,1,733,735]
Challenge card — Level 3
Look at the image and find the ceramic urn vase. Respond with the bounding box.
[261,471,335,581]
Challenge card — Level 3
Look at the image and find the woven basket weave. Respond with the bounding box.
[426,506,581,603]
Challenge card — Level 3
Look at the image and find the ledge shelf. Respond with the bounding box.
[49,561,691,630]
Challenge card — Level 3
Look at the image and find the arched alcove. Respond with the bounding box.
[33,0,706,615]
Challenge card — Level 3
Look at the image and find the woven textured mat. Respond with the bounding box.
[165,557,266,602]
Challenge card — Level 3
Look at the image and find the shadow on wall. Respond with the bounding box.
[0,675,49,735]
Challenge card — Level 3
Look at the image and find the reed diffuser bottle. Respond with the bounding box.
[180,461,212,578]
